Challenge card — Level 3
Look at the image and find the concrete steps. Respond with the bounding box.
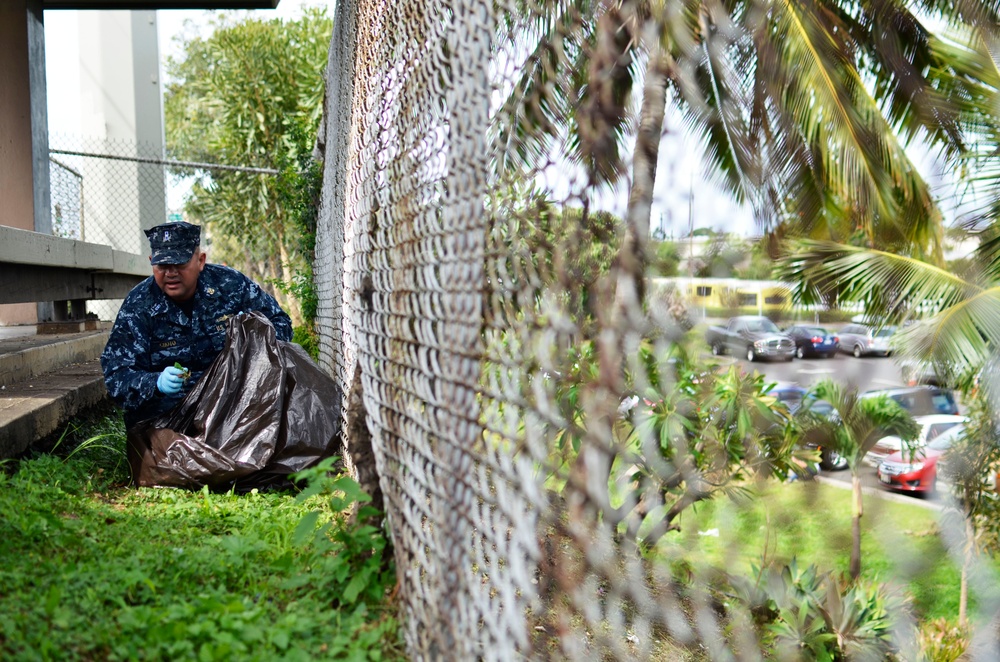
[0,327,110,458]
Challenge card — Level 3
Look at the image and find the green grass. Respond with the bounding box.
[659,479,993,624]
[9,412,996,658]
[0,413,401,661]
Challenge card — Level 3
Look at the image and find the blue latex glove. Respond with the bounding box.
[156,366,186,395]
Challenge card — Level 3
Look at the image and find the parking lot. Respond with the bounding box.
[716,349,957,504]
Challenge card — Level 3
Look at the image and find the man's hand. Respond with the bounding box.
[156,366,187,395]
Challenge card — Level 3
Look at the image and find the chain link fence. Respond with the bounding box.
[44,135,281,321]
[314,1,1000,660]
[48,134,171,255]
[47,134,281,252]
[49,156,84,241]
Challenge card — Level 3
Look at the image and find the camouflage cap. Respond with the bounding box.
[145,222,201,265]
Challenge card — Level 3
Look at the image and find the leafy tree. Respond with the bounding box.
[939,387,1000,625]
[164,8,332,326]
[647,239,681,277]
[693,232,749,279]
[734,240,775,281]
[489,194,624,338]
[798,380,918,580]
[612,342,804,547]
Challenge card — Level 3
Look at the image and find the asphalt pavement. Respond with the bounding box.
[716,350,907,392]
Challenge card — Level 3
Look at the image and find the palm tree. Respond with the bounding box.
[799,380,919,580]
[776,25,1000,386]
[491,0,994,561]
[494,0,994,270]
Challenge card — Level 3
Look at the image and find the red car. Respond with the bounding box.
[875,425,966,494]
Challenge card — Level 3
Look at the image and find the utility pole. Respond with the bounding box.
[688,169,695,280]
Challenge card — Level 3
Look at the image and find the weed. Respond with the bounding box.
[0,414,402,661]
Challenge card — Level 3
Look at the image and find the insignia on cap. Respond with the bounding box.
[145,222,202,266]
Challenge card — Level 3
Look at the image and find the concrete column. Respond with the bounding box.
[131,10,167,240]
[28,0,50,238]
[28,0,53,323]
[0,0,45,325]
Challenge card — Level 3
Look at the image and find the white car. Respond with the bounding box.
[864,414,968,467]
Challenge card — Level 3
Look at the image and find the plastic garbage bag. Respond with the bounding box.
[126,311,343,489]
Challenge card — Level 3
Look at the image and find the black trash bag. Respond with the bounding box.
[126,311,343,490]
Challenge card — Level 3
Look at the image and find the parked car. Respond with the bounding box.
[896,358,975,389]
[876,424,968,494]
[863,414,967,467]
[765,382,848,470]
[859,385,960,417]
[706,316,796,362]
[896,358,942,386]
[838,324,896,357]
[784,325,840,359]
[766,381,807,410]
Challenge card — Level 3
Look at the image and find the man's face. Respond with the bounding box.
[151,249,206,302]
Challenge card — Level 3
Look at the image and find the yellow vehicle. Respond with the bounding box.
[650,277,792,315]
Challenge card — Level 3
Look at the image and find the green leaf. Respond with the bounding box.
[342,567,372,604]
[292,510,320,547]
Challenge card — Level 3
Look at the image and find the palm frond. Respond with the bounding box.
[910,0,1000,32]
[776,240,977,320]
[926,30,1000,228]
[778,239,1000,378]
[976,228,1000,281]
[770,0,944,259]
[493,0,592,175]
[847,0,963,148]
[569,4,638,185]
[894,286,1000,376]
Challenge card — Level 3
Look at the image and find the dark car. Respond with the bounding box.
[859,385,960,417]
[705,316,796,362]
[784,325,840,359]
[765,382,848,471]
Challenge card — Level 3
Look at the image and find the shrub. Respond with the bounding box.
[728,560,914,660]
[917,618,969,662]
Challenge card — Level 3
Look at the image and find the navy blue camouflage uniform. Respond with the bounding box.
[101,263,292,427]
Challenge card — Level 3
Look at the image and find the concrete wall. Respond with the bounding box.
[77,10,166,256]
[0,1,44,325]
[1,1,40,235]
[66,10,164,321]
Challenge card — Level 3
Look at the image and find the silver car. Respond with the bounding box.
[837,324,896,357]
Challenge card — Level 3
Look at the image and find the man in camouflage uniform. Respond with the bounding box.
[101,222,292,428]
